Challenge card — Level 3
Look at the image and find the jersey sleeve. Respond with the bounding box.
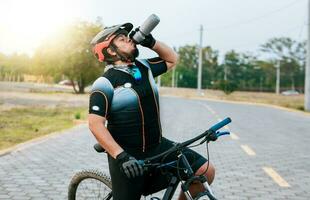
[89,77,114,118]
[146,57,168,77]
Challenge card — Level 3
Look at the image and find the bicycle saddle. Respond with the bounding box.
[94,143,106,153]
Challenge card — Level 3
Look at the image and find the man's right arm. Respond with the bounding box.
[88,77,143,178]
[89,114,143,178]
[88,76,123,159]
[88,114,123,159]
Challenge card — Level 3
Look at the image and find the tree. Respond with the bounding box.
[160,45,198,88]
[201,46,220,89]
[260,37,306,91]
[33,21,104,93]
[216,50,265,93]
[219,50,242,93]
[0,53,30,81]
[176,45,200,88]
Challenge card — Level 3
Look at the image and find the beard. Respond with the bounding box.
[123,47,139,62]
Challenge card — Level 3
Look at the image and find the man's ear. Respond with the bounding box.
[107,48,117,56]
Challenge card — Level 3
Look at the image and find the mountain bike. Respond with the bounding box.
[68,117,232,200]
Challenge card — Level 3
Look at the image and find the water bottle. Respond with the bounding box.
[132,14,160,43]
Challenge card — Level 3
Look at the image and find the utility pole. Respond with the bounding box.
[305,0,310,111]
[172,47,176,88]
[224,65,227,81]
[276,60,280,94]
[197,25,203,94]
[176,72,179,88]
[172,68,175,87]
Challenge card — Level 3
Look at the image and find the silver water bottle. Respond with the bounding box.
[132,14,160,43]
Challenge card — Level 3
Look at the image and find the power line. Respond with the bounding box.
[207,0,304,31]
[161,0,305,42]
[297,13,307,39]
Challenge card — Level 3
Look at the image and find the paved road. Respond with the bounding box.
[0,96,309,199]
[0,82,88,110]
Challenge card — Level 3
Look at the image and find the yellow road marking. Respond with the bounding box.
[210,109,216,114]
[263,167,290,187]
[230,132,239,140]
[199,103,216,115]
[241,145,256,156]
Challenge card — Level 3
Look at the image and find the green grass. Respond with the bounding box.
[0,106,87,150]
[159,87,306,112]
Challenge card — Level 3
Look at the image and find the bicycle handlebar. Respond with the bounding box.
[93,117,232,160]
[210,118,231,132]
[143,117,232,163]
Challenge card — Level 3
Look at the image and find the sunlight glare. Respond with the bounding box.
[0,0,80,55]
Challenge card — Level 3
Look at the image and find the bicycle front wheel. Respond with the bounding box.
[68,169,113,200]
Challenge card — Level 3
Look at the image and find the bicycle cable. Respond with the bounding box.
[187,137,211,177]
[197,142,210,177]
[176,154,194,200]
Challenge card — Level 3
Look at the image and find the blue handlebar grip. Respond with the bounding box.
[210,117,231,132]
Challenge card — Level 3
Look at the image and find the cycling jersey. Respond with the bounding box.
[89,57,167,152]
[89,57,208,200]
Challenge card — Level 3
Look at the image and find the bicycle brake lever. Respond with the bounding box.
[216,131,230,138]
[208,132,218,141]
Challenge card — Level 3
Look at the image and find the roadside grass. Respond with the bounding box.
[0,106,87,151]
[0,86,305,151]
[159,87,305,111]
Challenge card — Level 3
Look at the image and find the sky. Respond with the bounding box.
[0,0,308,59]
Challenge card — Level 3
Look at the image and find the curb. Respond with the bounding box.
[0,122,88,157]
[160,94,310,116]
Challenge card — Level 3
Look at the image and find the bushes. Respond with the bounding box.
[214,80,238,95]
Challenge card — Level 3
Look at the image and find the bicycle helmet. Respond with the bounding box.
[91,23,133,63]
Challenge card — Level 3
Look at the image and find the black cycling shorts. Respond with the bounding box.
[107,137,208,200]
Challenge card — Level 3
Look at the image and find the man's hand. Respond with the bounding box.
[129,27,156,49]
[116,151,144,178]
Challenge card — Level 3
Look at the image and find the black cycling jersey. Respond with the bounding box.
[89,57,167,152]
[89,57,208,200]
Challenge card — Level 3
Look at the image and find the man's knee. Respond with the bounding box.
[195,162,215,184]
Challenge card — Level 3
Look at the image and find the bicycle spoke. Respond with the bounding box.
[75,177,111,200]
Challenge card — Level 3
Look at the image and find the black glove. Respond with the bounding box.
[116,151,143,179]
[129,27,156,49]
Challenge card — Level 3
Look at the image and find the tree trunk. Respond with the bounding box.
[78,85,85,93]
[77,75,85,94]
[71,79,78,93]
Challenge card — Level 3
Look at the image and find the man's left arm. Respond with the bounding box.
[151,40,178,70]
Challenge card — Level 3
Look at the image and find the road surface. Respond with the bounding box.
[0,96,309,199]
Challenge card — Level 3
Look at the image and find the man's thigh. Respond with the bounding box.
[142,138,208,194]
[108,155,144,200]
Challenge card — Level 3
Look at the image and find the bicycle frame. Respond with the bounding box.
[144,149,217,200]
[141,117,232,200]
[92,117,232,200]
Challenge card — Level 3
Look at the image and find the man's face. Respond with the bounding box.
[112,34,138,57]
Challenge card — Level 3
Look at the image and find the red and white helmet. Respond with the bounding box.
[91,23,133,62]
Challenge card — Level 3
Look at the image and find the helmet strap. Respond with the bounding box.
[110,43,133,63]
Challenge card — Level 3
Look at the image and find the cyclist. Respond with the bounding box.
[88,22,215,200]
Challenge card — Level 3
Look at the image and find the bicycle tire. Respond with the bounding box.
[68,169,113,200]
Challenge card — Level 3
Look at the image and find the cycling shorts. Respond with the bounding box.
[107,137,208,200]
